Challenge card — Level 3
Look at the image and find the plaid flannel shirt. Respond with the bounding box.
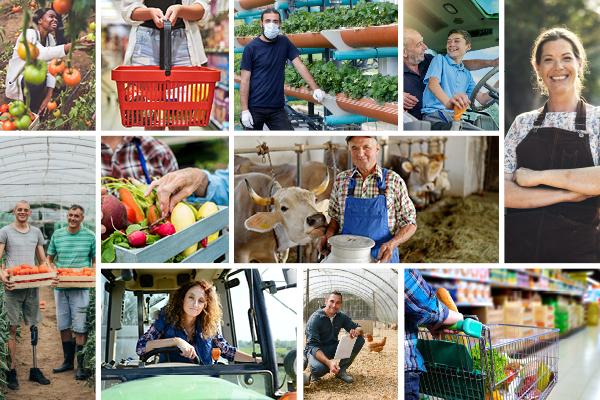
[328,165,417,234]
[405,269,449,372]
[101,136,178,181]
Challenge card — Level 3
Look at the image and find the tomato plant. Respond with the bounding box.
[46,101,57,111]
[48,59,66,76]
[23,60,48,85]
[17,41,39,61]
[52,0,72,15]
[53,109,61,118]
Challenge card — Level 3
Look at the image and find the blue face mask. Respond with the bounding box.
[263,22,280,40]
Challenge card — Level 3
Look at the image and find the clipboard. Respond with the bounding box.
[334,335,356,360]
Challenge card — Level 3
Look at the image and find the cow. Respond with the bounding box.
[234,155,333,201]
[387,153,450,208]
[234,172,330,263]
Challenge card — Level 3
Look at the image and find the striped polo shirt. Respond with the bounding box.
[47,227,95,268]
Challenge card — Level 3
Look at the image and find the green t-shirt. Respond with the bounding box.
[47,227,95,268]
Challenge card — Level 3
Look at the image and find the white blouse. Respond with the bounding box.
[504,104,600,173]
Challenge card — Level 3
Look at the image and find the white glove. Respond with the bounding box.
[241,110,254,128]
[312,88,325,103]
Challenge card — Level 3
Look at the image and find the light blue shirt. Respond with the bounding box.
[188,169,229,206]
[421,54,476,115]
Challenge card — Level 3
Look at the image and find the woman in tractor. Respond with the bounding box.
[136,280,258,365]
[505,27,600,263]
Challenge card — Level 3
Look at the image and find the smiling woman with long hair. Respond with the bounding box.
[504,27,600,263]
[136,280,258,364]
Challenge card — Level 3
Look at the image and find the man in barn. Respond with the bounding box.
[0,200,51,389]
[304,291,365,385]
[320,136,417,263]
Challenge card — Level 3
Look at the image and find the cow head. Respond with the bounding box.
[405,153,445,189]
[244,172,330,246]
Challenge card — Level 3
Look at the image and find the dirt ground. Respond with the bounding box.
[6,286,94,400]
[304,328,398,400]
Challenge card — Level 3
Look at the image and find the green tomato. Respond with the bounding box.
[88,22,96,32]
[55,74,64,87]
[14,114,32,130]
[23,61,47,86]
[53,109,61,118]
[85,33,95,42]
[9,101,25,117]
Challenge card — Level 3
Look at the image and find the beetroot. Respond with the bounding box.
[101,194,127,240]
[128,231,147,247]
[150,222,176,237]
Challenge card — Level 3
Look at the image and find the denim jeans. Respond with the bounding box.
[405,371,421,400]
[307,335,365,378]
[131,26,191,66]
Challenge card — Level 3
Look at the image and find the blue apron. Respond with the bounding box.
[341,168,399,263]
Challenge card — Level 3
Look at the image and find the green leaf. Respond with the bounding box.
[125,224,142,235]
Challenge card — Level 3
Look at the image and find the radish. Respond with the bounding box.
[151,222,176,237]
[127,231,147,247]
[101,194,127,240]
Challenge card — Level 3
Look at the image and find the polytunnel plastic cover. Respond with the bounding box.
[304,269,398,324]
[0,137,96,228]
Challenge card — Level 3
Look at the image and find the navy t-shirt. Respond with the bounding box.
[240,35,300,109]
[403,53,433,120]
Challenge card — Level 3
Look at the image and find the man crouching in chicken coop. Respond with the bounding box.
[303,291,365,385]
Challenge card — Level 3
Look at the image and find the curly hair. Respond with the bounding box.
[163,280,223,338]
[530,27,588,96]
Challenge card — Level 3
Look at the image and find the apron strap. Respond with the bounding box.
[133,138,152,184]
[533,99,587,131]
[346,169,387,196]
[532,103,548,127]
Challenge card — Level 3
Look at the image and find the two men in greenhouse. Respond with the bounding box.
[0,200,51,389]
[319,136,417,263]
[47,205,95,381]
[304,291,365,385]
[239,8,325,130]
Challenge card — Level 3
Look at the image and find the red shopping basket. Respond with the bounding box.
[112,21,221,128]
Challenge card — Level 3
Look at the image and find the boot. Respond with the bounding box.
[53,340,75,373]
[29,368,50,385]
[6,368,19,390]
[75,345,88,380]
[336,369,354,384]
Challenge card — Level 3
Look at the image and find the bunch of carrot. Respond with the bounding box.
[56,268,94,277]
[7,264,51,276]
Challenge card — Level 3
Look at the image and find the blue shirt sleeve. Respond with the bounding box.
[305,313,322,356]
[404,269,449,330]
[286,37,300,62]
[240,44,254,72]
[422,54,444,86]
[466,71,476,97]
[191,169,228,206]
[211,333,237,362]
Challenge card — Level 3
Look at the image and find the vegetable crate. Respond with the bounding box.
[417,324,559,400]
[57,268,96,288]
[114,206,228,263]
[9,271,56,289]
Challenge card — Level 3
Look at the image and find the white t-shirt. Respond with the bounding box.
[504,104,600,173]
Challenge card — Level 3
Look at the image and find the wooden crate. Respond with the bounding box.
[9,271,56,289]
[57,275,95,289]
[113,206,229,263]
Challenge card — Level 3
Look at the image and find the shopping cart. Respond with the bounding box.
[418,289,559,400]
[111,20,221,128]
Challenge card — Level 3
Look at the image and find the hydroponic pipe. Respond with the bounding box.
[295,0,354,7]
[325,115,375,125]
[332,47,398,60]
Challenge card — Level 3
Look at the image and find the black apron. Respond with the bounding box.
[506,100,600,262]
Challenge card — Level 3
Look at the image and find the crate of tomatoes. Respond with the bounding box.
[6,264,56,289]
[56,268,95,288]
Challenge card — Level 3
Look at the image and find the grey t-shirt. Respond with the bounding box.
[0,224,44,267]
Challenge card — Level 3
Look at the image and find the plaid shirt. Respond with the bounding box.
[101,136,178,181]
[328,165,417,234]
[405,269,449,372]
[136,313,236,363]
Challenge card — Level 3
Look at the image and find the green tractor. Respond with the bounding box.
[101,269,297,400]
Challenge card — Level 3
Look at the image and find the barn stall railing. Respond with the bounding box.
[235,137,449,262]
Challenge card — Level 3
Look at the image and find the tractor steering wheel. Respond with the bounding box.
[139,346,203,365]
[469,66,499,112]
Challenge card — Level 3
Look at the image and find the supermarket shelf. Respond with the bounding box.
[490,281,584,297]
[419,271,490,284]
[558,325,586,340]
[455,302,494,307]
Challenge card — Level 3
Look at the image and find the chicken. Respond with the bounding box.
[365,335,387,353]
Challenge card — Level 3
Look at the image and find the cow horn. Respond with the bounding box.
[245,179,274,206]
[311,169,330,196]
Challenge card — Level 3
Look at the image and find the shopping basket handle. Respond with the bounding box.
[159,19,172,76]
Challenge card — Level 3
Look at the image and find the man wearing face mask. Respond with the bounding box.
[240,8,324,130]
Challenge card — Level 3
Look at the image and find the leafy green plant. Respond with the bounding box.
[285,60,397,103]
[82,288,95,386]
[234,1,398,36]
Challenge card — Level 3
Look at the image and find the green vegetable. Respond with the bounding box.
[101,230,128,263]
[23,60,48,85]
[9,101,26,117]
[471,343,508,385]
[14,115,32,130]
